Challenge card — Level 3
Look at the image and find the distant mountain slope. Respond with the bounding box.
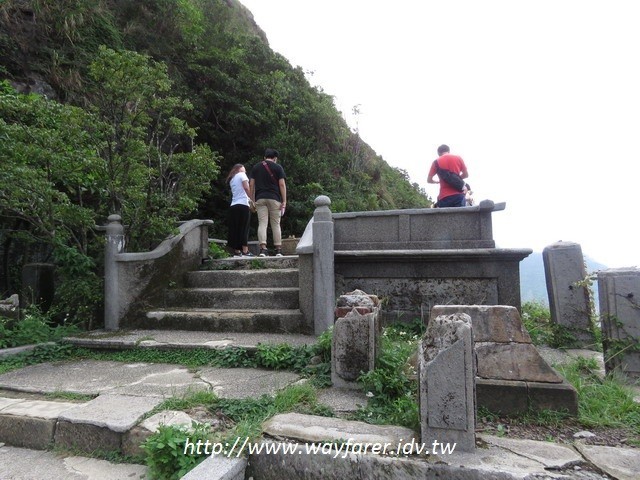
[520,252,608,305]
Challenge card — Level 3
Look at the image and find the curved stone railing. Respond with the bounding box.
[104,215,212,330]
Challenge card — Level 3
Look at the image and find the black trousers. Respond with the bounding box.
[227,204,251,250]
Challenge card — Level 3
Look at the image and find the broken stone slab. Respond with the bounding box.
[575,443,640,480]
[0,445,148,480]
[55,394,163,453]
[0,359,209,397]
[262,412,417,447]
[479,434,582,468]
[123,410,200,458]
[197,368,300,399]
[420,312,476,453]
[475,342,565,383]
[430,305,532,343]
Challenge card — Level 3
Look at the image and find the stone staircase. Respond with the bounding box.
[135,255,306,335]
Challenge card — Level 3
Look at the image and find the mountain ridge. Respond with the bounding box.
[520,251,608,305]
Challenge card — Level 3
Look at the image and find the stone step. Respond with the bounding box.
[205,255,298,270]
[0,360,305,457]
[141,309,305,333]
[64,329,316,351]
[165,287,299,310]
[185,268,298,289]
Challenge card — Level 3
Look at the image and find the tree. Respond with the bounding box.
[86,46,221,250]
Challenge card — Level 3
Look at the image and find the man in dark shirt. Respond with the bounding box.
[250,148,287,256]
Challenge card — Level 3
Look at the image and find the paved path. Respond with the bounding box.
[0,342,638,479]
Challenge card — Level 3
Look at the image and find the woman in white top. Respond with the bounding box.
[226,164,253,257]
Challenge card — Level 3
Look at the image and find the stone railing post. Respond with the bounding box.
[104,214,124,331]
[597,267,640,379]
[313,195,335,335]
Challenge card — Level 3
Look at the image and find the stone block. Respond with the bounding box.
[55,419,122,453]
[527,380,579,415]
[475,343,564,383]
[0,415,56,449]
[476,379,528,416]
[543,241,595,347]
[331,309,378,389]
[598,267,640,379]
[419,313,475,452]
[430,305,532,343]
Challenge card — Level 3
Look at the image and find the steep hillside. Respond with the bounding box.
[0,0,430,240]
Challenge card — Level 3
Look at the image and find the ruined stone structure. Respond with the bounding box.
[298,197,532,333]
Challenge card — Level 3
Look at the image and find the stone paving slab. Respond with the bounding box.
[479,434,582,468]
[0,398,79,419]
[197,368,301,399]
[316,387,368,415]
[0,360,210,397]
[575,443,640,480]
[58,394,163,433]
[64,329,316,350]
[0,444,148,479]
[262,412,417,446]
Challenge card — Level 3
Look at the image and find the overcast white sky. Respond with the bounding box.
[240,0,639,269]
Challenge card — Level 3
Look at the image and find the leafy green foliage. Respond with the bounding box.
[0,342,76,374]
[0,307,81,349]
[143,423,210,480]
[142,383,333,479]
[207,242,229,259]
[521,301,554,346]
[355,323,420,430]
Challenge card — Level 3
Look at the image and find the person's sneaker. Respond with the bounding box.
[259,248,269,257]
[275,248,283,257]
[242,251,255,257]
[233,252,243,258]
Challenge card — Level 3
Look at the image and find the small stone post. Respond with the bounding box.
[597,267,640,379]
[543,241,595,347]
[419,312,476,452]
[331,290,380,389]
[312,195,335,335]
[104,214,124,331]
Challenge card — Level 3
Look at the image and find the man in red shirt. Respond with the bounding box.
[427,144,469,207]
